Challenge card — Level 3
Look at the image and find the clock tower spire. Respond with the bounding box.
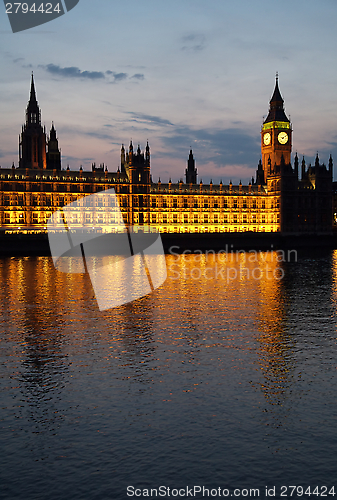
[261,74,292,182]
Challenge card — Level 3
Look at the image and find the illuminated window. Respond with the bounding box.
[184,214,188,223]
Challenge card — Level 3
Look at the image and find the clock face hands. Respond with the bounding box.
[264,131,289,145]
[263,133,271,145]
[278,131,288,144]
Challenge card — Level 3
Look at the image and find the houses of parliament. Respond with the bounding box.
[0,74,333,235]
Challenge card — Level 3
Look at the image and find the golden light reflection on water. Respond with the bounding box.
[0,252,298,411]
[164,251,294,406]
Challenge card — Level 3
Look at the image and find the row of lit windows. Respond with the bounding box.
[149,196,272,209]
[1,212,279,225]
[156,226,279,233]
[0,194,279,210]
[136,213,277,224]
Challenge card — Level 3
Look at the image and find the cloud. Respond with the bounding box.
[181,34,206,52]
[44,64,105,79]
[41,65,145,83]
[131,73,145,80]
[61,155,96,168]
[0,148,18,159]
[106,71,145,83]
[126,112,174,127]
[84,130,115,142]
[160,125,260,173]
[106,71,128,82]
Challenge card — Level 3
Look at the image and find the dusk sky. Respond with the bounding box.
[1,0,337,184]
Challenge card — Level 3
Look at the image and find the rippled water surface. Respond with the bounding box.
[1,251,337,499]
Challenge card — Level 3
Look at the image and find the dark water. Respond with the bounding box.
[1,252,337,499]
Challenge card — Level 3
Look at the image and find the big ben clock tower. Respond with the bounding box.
[261,74,292,182]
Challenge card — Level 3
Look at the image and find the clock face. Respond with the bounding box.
[278,131,288,144]
[263,132,271,146]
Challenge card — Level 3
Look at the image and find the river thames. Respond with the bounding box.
[1,251,337,499]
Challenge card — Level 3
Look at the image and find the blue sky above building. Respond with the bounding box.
[1,0,337,183]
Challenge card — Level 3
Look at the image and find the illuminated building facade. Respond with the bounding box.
[0,75,333,234]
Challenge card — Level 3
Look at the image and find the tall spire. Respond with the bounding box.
[20,74,47,168]
[269,72,283,105]
[264,74,289,123]
[29,72,37,105]
[26,72,40,125]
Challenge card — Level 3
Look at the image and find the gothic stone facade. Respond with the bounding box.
[0,76,333,234]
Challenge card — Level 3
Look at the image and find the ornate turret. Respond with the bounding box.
[19,74,47,169]
[129,140,133,164]
[329,154,333,174]
[256,158,264,185]
[294,152,299,178]
[145,141,150,166]
[120,144,126,173]
[46,123,61,170]
[123,141,150,184]
[185,149,197,184]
